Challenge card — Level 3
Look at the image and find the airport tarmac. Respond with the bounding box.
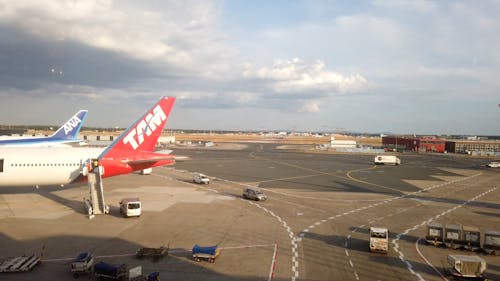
[0,143,499,281]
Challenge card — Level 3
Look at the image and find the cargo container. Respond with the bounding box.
[463,226,481,251]
[445,255,487,279]
[425,222,444,247]
[444,224,463,249]
[483,230,500,255]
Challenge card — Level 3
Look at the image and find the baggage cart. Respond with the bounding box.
[444,224,464,249]
[444,255,488,280]
[70,252,94,278]
[425,222,444,247]
[483,230,500,255]
[94,261,127,280]
[192,244,220,263]
[463,226,481,252]
[136,246,168,260]
[0,254,40,272]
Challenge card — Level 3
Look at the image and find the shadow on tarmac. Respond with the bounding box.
[0,233,289,281]
[301,231,500,281]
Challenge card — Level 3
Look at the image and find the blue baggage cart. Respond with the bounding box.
[192,245,220,263]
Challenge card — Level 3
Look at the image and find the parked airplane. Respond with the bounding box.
[0,110,88,147]
[0,97,176,187]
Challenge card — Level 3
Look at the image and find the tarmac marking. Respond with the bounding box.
[157,169,300,281]
[346,166,404,194]
[392,186,498,281]
[415,238,448,281]
[297,172,482,281]
[268,243,279,281]
[42,243,277,262]
[251,173,326,184]
[246,200,299,281]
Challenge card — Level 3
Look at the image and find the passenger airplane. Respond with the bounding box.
[0,110,88,147]
[0,97,175,187]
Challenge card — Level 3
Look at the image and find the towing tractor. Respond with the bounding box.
[370,227,389,253]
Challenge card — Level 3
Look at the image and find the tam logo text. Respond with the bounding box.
[123,105,167,150]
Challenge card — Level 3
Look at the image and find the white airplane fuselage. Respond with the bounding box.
[0,147,103,186]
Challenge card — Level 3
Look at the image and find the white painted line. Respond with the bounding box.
[222,244,276,250]
[415,238,448,281]
[393,186,498,281]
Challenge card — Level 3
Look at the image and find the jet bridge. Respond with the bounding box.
[84,159,109,218]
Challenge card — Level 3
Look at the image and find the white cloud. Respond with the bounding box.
[299,101,320,113]
[0,0,231,71]
[371,0,437,13]
[243,58,368,94]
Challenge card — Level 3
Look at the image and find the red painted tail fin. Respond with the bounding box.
[99,97,175,159]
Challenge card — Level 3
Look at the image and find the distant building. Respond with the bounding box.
[383,136,500,154]
[330,136,356,148]
[382,136,446,152]
[445,140,500,154]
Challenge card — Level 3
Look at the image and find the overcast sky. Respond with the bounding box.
[0,1,499,135]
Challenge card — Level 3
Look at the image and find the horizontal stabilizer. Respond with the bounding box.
[125,155,175,166]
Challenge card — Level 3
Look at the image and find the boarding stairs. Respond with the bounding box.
[85,159,109,217]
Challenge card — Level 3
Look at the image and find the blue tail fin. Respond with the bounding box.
[50,110,88,140]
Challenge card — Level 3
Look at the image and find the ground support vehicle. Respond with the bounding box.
[136,246,168,260]
[369,227,389,254]
[192,245,220,263]
[119,198,141,218]
[483,230,500,255]
[425,222,444,247]
[242,187,267,201]
[94,261,127,280]
[71,252,94,278]
[486,161,500,168]
[0,254,40,272]
[193,173,210,184]
[444,255,488,280]
[374,155,400,165]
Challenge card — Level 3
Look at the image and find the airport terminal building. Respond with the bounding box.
[382,136,500,154]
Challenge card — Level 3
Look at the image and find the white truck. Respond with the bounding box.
[370,227,389,253]
[374,155,400,165]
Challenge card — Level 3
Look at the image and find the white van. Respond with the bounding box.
[193,173,210,184]
[242,187,267,201]
[119,198,141,218]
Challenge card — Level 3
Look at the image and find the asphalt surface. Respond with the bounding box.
[0,143,499,281]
